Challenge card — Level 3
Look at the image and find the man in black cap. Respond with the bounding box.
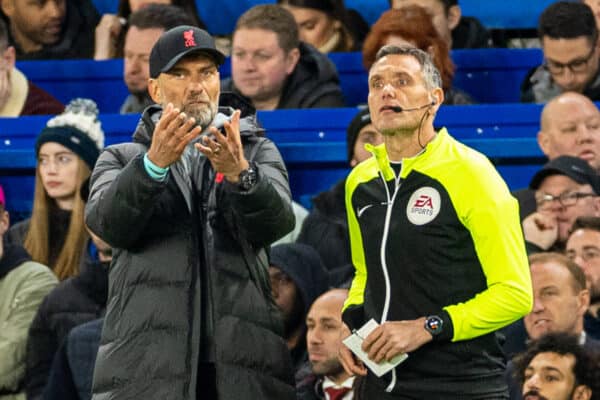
[85,25,296,400]
[523,155,600,254]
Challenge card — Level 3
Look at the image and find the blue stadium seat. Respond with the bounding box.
[16,49,544,112]
[0,104,544,216]
[18,59,128,115]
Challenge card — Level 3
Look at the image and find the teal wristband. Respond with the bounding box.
[143,153,169,181]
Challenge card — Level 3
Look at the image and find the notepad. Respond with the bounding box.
[342,318,408,377]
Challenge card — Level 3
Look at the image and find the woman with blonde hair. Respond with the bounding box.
[7,99,104,280]
[362,6,474,105]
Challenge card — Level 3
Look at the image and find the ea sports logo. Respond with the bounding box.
[406,187,441,225]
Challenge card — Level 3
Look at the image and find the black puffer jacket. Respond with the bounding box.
[222,42,345,109]
[25,256,108,400]
[85,101,296,400]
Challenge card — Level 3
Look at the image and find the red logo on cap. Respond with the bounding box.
[183,29,196,48]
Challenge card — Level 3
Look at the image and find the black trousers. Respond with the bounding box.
[197,363,218,399]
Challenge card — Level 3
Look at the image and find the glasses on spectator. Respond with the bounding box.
[535,191,596,211]
[544,47,596,75]
[567,248,600,262]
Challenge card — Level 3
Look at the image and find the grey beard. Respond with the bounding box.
[184,101,218,129]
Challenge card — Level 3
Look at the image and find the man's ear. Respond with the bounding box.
[430,87,444,114]
[537,131,551,157]
[285,48,301,75]
[0,0,15,18]
[148,78,161,104]
[447,5,461,31]
[0,210,9,236]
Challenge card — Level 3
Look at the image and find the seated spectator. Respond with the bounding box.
[523,156,600,254]
[512,333,600,400]
[297,289,358,400]
[94,0,204,60]
[0,185,57,399]
[269,243,329,385]
[0,18,63,116]
[24,180,111,400]
[503,253,599,399]
[222,4,345,110]
[0,0,100,60]
[297,108,383,287]
[514,92,600,220]
[120,4,194,114]
[521,2,600,103]
[389,0,490,49]
[7,99,104,280]
[363,6,473,105]
[277,0,368,53]
[42,318,103,400]
[566,217,600,340]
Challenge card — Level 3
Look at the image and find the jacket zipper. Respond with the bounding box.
[378,166,403,393]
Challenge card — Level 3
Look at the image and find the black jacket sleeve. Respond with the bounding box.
[85,146,167,249]
[224,137,295,247]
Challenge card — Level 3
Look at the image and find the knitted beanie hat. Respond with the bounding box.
[35,99,105,170]
[346,108,371,163]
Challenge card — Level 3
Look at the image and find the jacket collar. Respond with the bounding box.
[0,243,32,279]
[366,127,448,180]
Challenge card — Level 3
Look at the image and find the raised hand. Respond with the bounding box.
[147,103,203,168]
[195,110,249,183]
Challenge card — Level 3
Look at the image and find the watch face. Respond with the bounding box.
[239,167,257,190]
[425,316,443,335]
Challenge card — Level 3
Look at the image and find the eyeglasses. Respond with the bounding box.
[544,47,596,75]
[567,248,600,262]
[536,191,596,211]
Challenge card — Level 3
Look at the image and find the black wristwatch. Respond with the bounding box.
[424,315,444,337]
[238,164,257,191]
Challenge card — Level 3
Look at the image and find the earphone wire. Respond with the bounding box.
[417,102,433,149]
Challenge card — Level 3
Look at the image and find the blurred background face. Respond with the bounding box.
[539,95,600,171]
[542,36,600,94]
[567,228,600,303]
[391,0,451,45]
[123,26,164,95]
[351,123,383,167]
[522,352,579,400]
[128,0,171,13]
[269,266,304,337]
[281,5,338,49]
[524,261,587,340]
[38,142,79,209]
[535,176,599,243]
[306,291,347,380]
[3,0,66,47]
[231,28,297,107]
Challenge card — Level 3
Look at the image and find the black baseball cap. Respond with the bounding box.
[529,155,600,194]
[346,108,372,163]
[149,25,225,79]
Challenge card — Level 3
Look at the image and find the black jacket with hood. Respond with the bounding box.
[85,96,296,400]
[222,42,345,109]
